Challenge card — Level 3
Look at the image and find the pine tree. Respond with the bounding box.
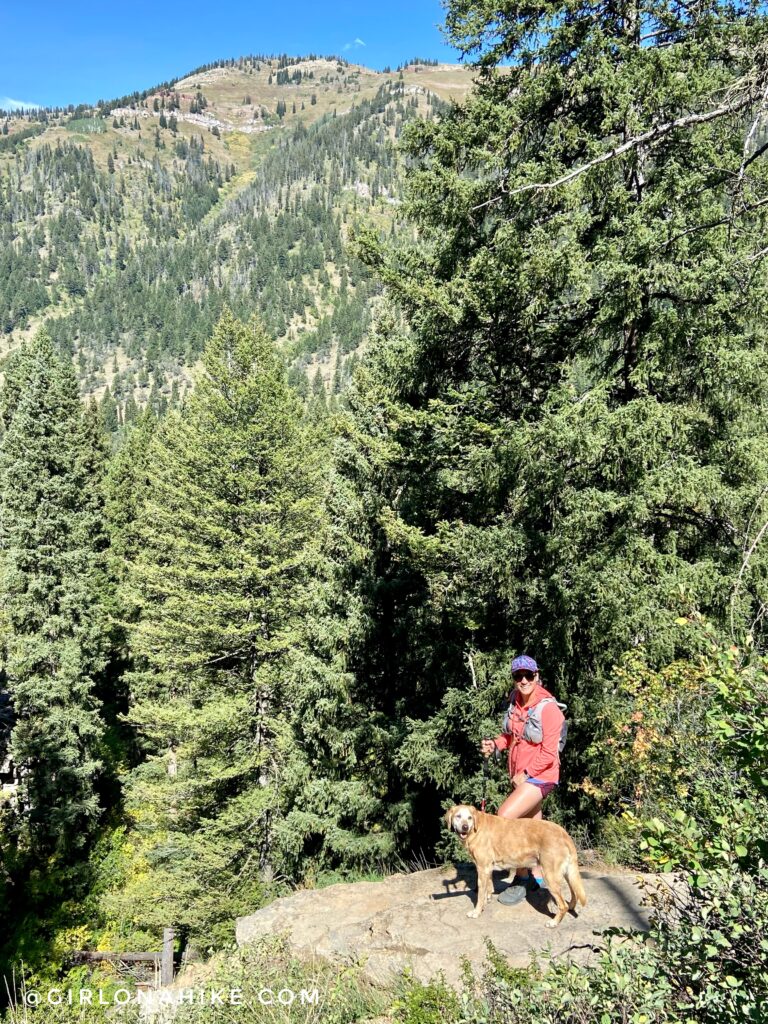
[99,385,118,432]
[276,410,411,874]
[104,312,322,942]
[348,0,768,840]
[0,332,109,860]
[104,408,157,578]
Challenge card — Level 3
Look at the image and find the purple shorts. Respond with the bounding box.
[525,778,557,798]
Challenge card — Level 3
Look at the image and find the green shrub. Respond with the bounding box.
[391,970,462,1024]
[579,621,768,874]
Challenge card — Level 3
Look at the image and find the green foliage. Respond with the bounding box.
[0,334,121,984]
[0,332,110,861]
[6,24,768,998]
[391,970,462,1024]
[0,123,44,152]
[344,0,768,860]
[0,80,440,409]
[99,311,323,944]
[103,409,157,576]
[2,998,139,1024]
[581,623,768,872]
[65,119,105,134]
[169,936,387,1024]
[5,870,765,1024]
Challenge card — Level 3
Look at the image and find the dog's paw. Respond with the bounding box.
[466,909,482,919]
[545,919,559,929]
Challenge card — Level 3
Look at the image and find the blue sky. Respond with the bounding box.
[1,0,460,110]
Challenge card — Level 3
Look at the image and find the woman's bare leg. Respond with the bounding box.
[498,782,544,820]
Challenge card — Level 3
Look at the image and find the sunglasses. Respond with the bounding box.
[512,670,536,682]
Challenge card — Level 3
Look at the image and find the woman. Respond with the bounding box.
[480,654,565,905]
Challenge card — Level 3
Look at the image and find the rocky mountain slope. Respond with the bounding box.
[0,56,475,419]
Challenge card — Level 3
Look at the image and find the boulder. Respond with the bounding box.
[236,863,658,988]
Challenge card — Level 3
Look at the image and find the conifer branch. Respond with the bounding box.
[473,82,768,211]
[510,95,759,196]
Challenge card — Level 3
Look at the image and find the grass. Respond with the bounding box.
[0,938,393,1024]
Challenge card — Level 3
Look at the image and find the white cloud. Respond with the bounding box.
[0,96,40,111]
[342,38,366,51]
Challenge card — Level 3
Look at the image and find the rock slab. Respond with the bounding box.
[235,864,655,987]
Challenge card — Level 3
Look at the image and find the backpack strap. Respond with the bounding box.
[536,697,568,715]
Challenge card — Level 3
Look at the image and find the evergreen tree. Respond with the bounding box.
[123,391,138,425]
[347,0,768,845]
[104,409,157,575]
[102,312,322,942]
[306,365,328,423]
[99,385,118,433]
[0,332,109,860]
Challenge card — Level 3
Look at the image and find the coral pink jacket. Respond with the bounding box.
[491,684,563,783]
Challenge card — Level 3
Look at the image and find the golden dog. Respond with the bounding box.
[444,804,587,927]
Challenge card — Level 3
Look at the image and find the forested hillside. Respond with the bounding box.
[2,8,768,1024]
[0,55,471,420]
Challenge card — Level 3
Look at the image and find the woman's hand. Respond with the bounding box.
[480,738,496,757]
[512,771,527,788]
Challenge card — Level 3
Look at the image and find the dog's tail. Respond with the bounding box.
[565,854,587,907]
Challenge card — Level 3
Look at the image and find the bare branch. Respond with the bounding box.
[471,179,507,212]
[738,137,768,177]
[743,485,768,556]
[639,27,678,43]
[510,94,758,196]
[737,83,768,188]
[466,650,477,688]
[730,511,768,637]
[744,244,768,264]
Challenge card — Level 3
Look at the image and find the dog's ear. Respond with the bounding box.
[444,805,457,830]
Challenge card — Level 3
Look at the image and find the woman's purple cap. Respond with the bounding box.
[511,655,538,674]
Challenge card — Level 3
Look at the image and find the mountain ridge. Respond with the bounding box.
[0,56,474,425]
